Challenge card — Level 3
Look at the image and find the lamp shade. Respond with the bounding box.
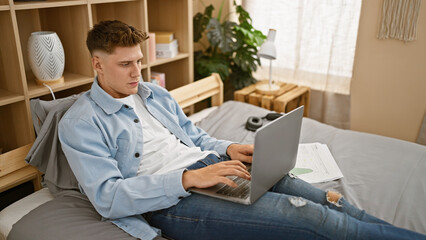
[258,29,277,60]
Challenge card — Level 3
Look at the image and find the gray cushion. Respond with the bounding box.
[8,191,139,240]
[27,95,82,195]
[30,94,81,135]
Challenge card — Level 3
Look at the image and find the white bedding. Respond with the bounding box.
[2,101,425,239]
[0,188,53,240]
[195,101,426,234]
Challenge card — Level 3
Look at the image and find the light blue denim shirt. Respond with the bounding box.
[58,77,233,240]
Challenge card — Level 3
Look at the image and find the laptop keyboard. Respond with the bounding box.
[216,177,250,199]
[216,164,252,199]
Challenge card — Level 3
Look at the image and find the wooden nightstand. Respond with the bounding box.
[234,80,311,117]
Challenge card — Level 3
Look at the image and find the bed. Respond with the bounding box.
[0,73,425,240]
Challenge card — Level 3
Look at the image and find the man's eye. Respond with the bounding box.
[121,63,129,66]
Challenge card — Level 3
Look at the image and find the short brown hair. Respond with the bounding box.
[86,20,148,55]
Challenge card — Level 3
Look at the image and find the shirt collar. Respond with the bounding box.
[90,76,153,115]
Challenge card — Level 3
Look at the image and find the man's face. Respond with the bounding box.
[93,45,143,98]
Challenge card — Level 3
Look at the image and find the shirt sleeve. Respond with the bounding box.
[58,117,190,220]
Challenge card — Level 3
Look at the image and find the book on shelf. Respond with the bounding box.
[153,31,178,58]
[156,39,178,58]
[156,48,178,58]
[151,72,166,88]
[156,39,178,51]
[153,32,174,44]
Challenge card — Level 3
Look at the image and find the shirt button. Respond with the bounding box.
[124,105,129,108]
[134,119,139,123]
[135,152,140,158]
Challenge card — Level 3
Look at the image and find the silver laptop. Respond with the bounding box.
[190,106,304,205]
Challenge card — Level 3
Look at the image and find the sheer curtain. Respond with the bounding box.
[243,0,362,128]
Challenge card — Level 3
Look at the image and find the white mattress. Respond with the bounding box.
[0,188,53,240]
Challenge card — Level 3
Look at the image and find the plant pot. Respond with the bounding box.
[28,31,65,85]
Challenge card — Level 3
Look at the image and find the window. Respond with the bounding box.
[244,0,362,94]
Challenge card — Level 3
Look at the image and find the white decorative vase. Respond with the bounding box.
[28,31,65,85]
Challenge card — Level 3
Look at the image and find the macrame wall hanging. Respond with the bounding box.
[378,0,422,42]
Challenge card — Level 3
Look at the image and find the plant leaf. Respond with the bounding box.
[194,55,230,81]
[206,19,238,54]
[194,2,265,89]
[234,45,260,73]
[229,65,257,89]
[236,4,252,27]
[193,5,214,42]
[234,26,265,46]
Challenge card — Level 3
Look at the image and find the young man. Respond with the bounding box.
[59,20,426,240]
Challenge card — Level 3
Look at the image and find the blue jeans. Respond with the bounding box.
[148,154,426,240]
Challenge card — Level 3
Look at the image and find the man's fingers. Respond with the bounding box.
[216,164,251,180]
[219,177,238,188]
[220,160,248,169]
[237,154,253,163]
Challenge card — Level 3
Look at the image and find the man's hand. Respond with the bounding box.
[226,144,254,163]
[182,160,251,190]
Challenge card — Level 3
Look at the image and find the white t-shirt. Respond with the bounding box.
[117,94,218,176]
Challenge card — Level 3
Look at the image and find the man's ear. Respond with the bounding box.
[92,56,103,74]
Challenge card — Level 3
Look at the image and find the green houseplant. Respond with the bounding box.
[193,1,266,92]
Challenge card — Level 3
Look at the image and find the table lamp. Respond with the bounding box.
[256,28,280,95]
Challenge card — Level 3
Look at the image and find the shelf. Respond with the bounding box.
[0,89,25,106]
[0,102,33,153]
[151,57,190,91]
[0,0,8,7]
[0,11,25,98]
[91,1,145,28]
[150,53,189,67]
[13,0,87,10]
[27,72,93,98]
[15,5,93,95]
[147,0,191,54]
[0,0,193,184]
[89,0,136,4]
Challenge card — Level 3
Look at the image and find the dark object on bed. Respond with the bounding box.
[245,112,283,131]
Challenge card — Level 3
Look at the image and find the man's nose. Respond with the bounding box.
[131,63,141,77]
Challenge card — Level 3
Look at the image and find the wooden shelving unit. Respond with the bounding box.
[0,0,194,155]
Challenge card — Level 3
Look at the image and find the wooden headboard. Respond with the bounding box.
[0,73,224,194]
[171,73,223,108]
[0,144,41,193]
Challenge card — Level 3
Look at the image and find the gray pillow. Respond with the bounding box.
[30,94,81,135]
[27,94,84,195]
